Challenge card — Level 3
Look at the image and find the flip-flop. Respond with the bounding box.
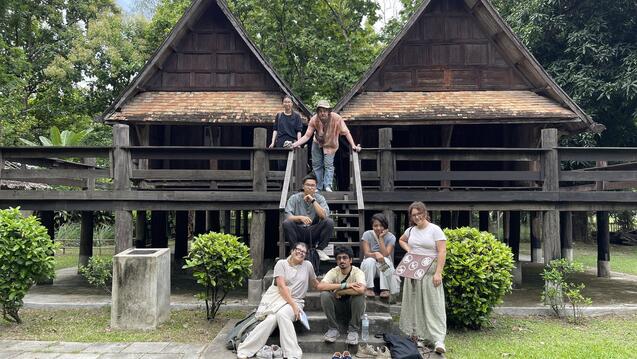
[379,290,390,298]
[332,352,342,359]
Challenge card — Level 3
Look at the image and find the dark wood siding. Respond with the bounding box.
[365,0,532,92]
[146,2,279,91]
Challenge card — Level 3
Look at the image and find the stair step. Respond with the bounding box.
[267,333,386,354]
[303,311,394,333]
[331,213,359,218]
[302,292,391,313]
[327,241,360,246]
[334,226,360,232]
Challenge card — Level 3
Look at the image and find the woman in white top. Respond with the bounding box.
[398,201,447,354]
[360,213,396,298]
[237,242,319,359]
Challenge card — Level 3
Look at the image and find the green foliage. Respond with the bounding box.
[493,0,637,146]
[183,232,252,320]
[227,0,382,103]
[0,208,57,324]
[19,126,93,146]
[541,259,592,323]
[443,227,515,329]
[79,257,113,294]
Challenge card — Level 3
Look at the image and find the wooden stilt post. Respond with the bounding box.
[222,211,231,233]
[135,211,147,247]
[234,210,242,236]
[39,211,55,243]
[458,211,470,227]
[175,211,189,264]
[440,211,452,229]
[194,211,206,236]
[560,211,573,261]
[206,210,220,232]
[379,127,395,247]
[479,211,489,232]
[79,211,94,268]
[530,211,543,263]
[151,211,168,247]
[541,128,561,263]
[597,211,611,277]
[113,124,133,254]
[509,211,522,287]
[249,128,267,304]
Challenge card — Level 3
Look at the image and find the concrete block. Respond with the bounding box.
[511,262,522,289]
[111,248,171,330]
[597,260,611,278]
[562,248,573,262]
[248,279,263,305]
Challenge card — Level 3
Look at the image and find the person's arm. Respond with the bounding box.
[292,119,315,148]
[269,130,278,148]
[315,280,342,291]
[276,275,300,320]
[433,240,446,288]
[310,194,327,219]
[339,119,361,152]
[296,131,302,141]
[335,282,365,296]
[361,238,372,258]
[398,231,411,252]
[376,230,393,258]
[285,195,312,225]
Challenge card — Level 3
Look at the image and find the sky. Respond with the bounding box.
[115,0,403,29]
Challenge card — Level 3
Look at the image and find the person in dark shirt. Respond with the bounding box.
[269,95,303,149]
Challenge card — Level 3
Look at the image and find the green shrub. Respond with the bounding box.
[183,232,252,320]
[0,208,58,323]
[541,259,592,323]
[443,227,515,329]
[79,257,112,294]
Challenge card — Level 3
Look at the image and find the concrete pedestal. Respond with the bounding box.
[111,248,171,330]
[248,279,263,306]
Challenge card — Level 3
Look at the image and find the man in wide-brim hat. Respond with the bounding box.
[292,100,361,192]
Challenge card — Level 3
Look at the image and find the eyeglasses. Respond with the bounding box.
[294,248,307,255]
[411,212,425,218]
[304,183,317,188]
[336,255,350,261]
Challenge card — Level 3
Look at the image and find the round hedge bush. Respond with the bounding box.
[443,227,514,329]
[0,208,57,323]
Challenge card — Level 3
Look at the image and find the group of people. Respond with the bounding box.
[236,98,448,359]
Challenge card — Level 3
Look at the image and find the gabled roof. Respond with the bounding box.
[100,0,310,122]
[335,0,604,133]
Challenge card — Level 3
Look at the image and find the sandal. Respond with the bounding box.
[365,289,375,297]
[332,352,342,359]
[342,351,352,359]
[379,290,390,298]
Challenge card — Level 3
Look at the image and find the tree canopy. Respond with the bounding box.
[1,0,636,146]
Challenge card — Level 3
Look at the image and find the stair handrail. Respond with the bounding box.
[279,150,295,209]
[352,150,365,210]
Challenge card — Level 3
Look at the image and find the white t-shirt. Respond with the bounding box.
[273,259,316,302]
[403,223,446,256]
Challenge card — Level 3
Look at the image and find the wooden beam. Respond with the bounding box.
[253,128,267,192]
[508,211,521,262]
[175,210,189,263]
[379,128,394,192]
[79,211,94,268]
[542,129,561,263]
[151,211,168,247]
[560,211,573,261]
[250,210,266,279]
[395,171,541,181]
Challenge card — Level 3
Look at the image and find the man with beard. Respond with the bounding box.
[291,100,361,192]
[316,246,366,345]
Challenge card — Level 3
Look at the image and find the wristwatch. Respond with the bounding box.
[311,198,316,204]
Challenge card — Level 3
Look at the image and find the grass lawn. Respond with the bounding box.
[54,247,113,270]
[572,242,637,276]
[447,315,637,358]
[0,308,244,343]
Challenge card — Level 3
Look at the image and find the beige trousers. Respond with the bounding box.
[236,303,303,359]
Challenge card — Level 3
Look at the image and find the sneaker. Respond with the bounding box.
[435,341,446,354]
[271,344,283,358]
[355,343,377,358]
[316,249,331,261]
[324,328,340,343]
[325,186,333,192]
[255,345,273,359]
[342,350,352,359]
[375,346,391,358]
[346,331,359,345]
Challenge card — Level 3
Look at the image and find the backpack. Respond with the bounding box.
[225,310,260,351]
[382,333,421,359]
[306,247,320,277]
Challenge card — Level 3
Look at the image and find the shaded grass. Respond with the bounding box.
[572,242,637,276]
[0,308,245,343]
[54,247,113,270]
[447,314,637,358]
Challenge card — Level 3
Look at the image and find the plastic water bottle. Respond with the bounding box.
[361,313,369,343]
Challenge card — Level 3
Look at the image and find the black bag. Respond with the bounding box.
[383,333,421,359]
[225,310,259,351]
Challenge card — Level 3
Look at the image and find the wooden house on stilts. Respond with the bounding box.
[1,0,635,294]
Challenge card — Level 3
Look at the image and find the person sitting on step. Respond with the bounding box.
[316,246,366,346]
[236,242,319,359]
[283,173,334,261]
[360,213,396,298]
